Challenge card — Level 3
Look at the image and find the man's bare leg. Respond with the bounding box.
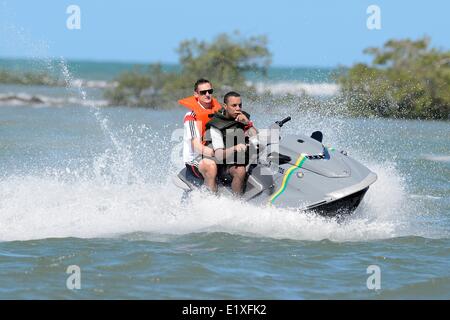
[198,159,218,193]
[229,165,246,195]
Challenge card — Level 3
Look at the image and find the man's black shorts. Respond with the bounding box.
[185,163,203,180]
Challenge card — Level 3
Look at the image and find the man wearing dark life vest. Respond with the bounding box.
[205,91,258,196]
[179,79,222,193]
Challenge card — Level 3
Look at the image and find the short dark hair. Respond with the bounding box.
[194,79,211,92]
[224,91,241,104]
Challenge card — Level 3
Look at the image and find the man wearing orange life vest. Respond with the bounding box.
[179,79,222,193]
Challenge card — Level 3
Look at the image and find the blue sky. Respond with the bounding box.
[0,0,449,67]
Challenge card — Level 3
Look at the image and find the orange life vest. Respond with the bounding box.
[179,96,222,140]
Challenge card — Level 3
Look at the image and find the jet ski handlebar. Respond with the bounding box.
[275,116,291,127]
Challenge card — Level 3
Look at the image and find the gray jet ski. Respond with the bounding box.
[173,116,377,217]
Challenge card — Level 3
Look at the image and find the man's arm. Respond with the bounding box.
[246,126,258,137]
[210,127,246,163]
[192,137,214,157]
[235,111,258,137]
[183,114,214,157]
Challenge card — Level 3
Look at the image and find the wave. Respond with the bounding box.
[251,81,340,96]
[410,194,442,200]
[0,82,340,108]
[0,92,108,107]
[0,154,433,243]
[71,78,117,89]
[421,154,450,163]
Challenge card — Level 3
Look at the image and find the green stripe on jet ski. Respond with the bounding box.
[269,154,307,204]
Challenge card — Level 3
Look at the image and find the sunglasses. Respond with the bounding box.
[198,89,214,95]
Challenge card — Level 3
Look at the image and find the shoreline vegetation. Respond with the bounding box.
[103,32,272,108]
[0,70,59,86]
[337,37,450,120]
[0,33,448,120]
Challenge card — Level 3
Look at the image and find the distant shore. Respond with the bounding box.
[0,58,340,108]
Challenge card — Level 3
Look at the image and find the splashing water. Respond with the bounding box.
[57,58,142,186]
[0,151,428,242]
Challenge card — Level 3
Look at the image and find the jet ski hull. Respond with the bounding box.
[305,187,369,217]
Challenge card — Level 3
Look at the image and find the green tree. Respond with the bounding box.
[177,32,271,88]
[338,37,450,120]
[0,70,58,86]
[105,32,272,107]
[104,64,174,108]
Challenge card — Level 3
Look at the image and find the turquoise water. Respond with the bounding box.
[0,58,336,83]
[1,235,449,299]
[0,100,449,299]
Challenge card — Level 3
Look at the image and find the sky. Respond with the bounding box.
[0,0,449,67]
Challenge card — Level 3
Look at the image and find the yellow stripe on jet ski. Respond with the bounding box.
[269,154,307,204]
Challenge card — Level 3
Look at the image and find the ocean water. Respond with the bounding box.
[0,58,336,83]
[0,58,340,101]
[0,60,449,299]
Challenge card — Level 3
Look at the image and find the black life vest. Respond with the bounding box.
[205,110,251,164]
[205,111,250,146]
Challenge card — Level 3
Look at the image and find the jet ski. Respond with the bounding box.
[173,116,377,217]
